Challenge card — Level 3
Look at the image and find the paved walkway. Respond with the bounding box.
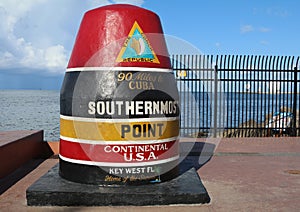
[198,137,300,211]
[0,136,299,211]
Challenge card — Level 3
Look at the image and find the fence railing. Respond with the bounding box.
[171,55,300,137]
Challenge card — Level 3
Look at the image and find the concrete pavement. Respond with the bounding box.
[0,132,299,211]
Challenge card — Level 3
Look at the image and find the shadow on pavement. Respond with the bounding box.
[179,142,216,175]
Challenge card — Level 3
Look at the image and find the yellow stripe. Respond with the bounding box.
[60,118,179,141]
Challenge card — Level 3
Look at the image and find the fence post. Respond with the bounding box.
[293,66,298,136]
[213,65,218,137]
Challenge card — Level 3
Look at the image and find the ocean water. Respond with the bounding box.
[1,90,187,141]
[0,90,195,141]
[181,92,298,132]
[0,90,60,141]
[1,90,298,141]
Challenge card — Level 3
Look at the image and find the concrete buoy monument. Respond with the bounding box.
[26,4,210,206]
[59,4,180,185]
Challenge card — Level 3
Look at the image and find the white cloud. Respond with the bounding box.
[89,0,145,8]
[259,27,271,33]
[215,42,221,48]
[240,25,254,33]
[88,0,112,8]
[0,0,146,75]
[260,40,269,46]
[90,0,145,7]
[0,0,69,74]
[0,51,14,67]
[44,45,67,72]
[240,25,271,34]
[267,7,289,18]
[112,0,144,6]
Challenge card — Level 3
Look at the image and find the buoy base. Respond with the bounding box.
[59,159,180,185]
[26,164,210,206]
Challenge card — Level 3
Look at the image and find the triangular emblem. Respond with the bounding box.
[116,21,160,64]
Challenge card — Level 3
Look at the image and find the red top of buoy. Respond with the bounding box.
[67,4,171,69]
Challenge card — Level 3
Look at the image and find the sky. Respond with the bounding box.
[0,0,299,90]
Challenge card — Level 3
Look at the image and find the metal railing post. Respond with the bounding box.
[213,65,218,137]
[293,66,298,136]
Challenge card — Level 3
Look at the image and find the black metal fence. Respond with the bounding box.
[171,55,300,137]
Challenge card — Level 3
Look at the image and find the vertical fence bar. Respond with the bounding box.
[220,55,225,137]
[293,66,298,136]
[182,54,186,136]
[238,56,242,134]
[282,57,287,129]
[262,56,267,131]
[275,57,279,130]
[214,64,218,137]
[230,55,234,131]
[234,55,239,130]
[201,55,204,134]
[242,55,246,136]
[190,55,194,135]
[248,55,252,134]
[203,55,207,134]
[226,55,230,133]
[254,55,258,133]
[186,54,190,135]
[296,56,300,136]
[258,56,264,133]
[267,56,271,128]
